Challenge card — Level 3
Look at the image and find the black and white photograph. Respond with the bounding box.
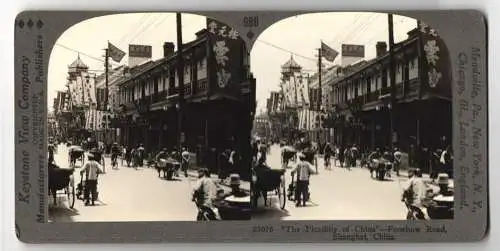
[249,12,454,220]
[47,11,454,222]
[14,8,487,242]
[47,13,254,222]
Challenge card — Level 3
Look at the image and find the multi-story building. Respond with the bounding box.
[278,56,310,141]
[60,55,95,141]
[329,27,452,160]
[306,65,342,143]
[115,26,255,178]
[91,65,127,144]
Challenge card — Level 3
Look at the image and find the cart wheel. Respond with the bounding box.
[101,157,106,172]
[278,175,286,210]
[250,188,258,209]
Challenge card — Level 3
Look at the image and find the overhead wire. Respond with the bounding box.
[54,43,121,70]
[347,14,381,42]
[324,13,362,46]
[341,13,377,43]
[117,13,149,45]
[256,40,317,62]
[129,14,163,44]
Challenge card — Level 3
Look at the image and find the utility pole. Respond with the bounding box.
[176,12,184,157]
[387,14,396,148]
[104,48,109,146]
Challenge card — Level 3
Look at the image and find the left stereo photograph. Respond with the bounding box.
[46,12,254,222]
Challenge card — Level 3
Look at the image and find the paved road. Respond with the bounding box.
[48,144,200,222]
[252,144,409,220]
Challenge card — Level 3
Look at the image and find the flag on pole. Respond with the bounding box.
[108,42,126,63]
[321,41,339,62]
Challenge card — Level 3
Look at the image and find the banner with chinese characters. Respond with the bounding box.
[341,44,365,58]
[419,21,452,98]
[206,18,245,91]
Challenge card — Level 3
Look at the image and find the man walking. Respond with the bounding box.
[181,147,190,178]
[80,153,104,206]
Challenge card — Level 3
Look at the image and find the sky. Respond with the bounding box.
[48,12,417,112]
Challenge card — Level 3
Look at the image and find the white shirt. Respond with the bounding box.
[81,160,103,181]
[291,161,315,181]
[181,151,190,163]
[193,177,218,207]
[404,177,428,207]
[229,151,236,164]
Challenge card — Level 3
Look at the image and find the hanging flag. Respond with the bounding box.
[108,42,126,63]
[321,41,339,62]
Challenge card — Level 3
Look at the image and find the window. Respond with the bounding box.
[409,57,419,79]
[396,64,403,84]
[197,58,207,80]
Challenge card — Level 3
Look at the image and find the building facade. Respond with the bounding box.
[329,28,452,160]
[115,27,255,179]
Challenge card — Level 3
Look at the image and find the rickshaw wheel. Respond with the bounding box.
[277,175,286,210]
[66,184,75,209]
[250,187,258,209]
[101,157,106,172]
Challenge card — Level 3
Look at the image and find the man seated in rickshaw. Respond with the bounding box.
[214,174,251,220]
[218,174,248,198]
[425,173,454,219]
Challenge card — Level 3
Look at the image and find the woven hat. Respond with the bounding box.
[229,173,241,186]
[437,173,450,185]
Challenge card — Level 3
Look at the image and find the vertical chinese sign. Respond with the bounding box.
[419,21,452,98]
[206,18,245,91]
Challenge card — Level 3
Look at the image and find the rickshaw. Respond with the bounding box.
[156,157,181,180]
[281,146,297,168]
[48,163,76,208]
[250,164,287,210]
[68,145,85,166]
[370,158,393,180]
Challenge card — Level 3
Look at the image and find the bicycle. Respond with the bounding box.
[111,154,119,169]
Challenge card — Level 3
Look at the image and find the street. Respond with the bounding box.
[48,144,199,222]
[252,144,410,220]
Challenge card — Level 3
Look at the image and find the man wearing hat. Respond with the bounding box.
[290,152,316,207]
[220,174,248,198]
[80,153,104,206]
[426,173,454,219]
[402,168,429,219]
[214,173,251,220]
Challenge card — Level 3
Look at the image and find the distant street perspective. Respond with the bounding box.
[250,13,454,220]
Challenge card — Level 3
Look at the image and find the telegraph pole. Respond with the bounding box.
[176,12,184,156]
[104,48,109,146]
[387,14,396,148]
